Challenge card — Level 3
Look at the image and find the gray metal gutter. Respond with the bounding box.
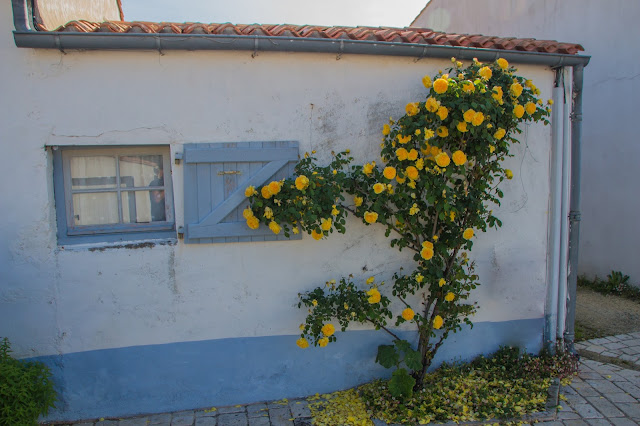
[564,64,585,352]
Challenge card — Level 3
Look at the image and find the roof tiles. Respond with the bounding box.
[38,21,584,55]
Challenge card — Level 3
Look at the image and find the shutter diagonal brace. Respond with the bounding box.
[187,159,288,234]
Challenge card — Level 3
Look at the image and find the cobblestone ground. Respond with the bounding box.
[48,334,640,426]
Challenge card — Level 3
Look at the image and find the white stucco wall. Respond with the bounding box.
[1,0,555,363]
[414,0,640,284]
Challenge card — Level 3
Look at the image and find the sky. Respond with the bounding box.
[121,0,429,28]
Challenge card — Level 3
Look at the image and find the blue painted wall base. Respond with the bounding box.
[35,318,543,422]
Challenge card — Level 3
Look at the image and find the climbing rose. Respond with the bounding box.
[420,246,434,260]
[354,196,363,207]
[406,166,419,181]
[396,148,409,161]
[510,82,523,98]
[383,167,397,180]
[295,175,309,190]
[437,106,449,120]
[321,218,332,231]
[397,134,411,144]
[373,183,385,194]
[433,315,444,329]
[246,216,259,230]
[268,221,281,235]
[407,149,418,161]
[311,229,323,240]
[494,128,506,140]
[479,66,492,80]
[296,337,309,349]
[463,109,476,123]
[364,211,378,224]
[514,104,525,118]
[245,186,257,197]
[433,78,449,94]
[425,97,440,112]
[505,169,514,179]
[318,337,329,347]
[402,308,415,321]
[435,152,451,168]
[497,58,509,69]
[439,278,446,287]
[321,323,336,337]
[405,102,419,116]
[263,207,274,219]
[382,124,390,135]
[452,150,467,166]
[525,102,537,115]
[472,112,484,126]
[437,126,449,137]
[457,121,468,133]
[422,75,432,89]
[367,288,381,304]
[268,181,281,195]
[362,162,374,176]
[463,228,474,240]
[445,292,455,302]
[242,208,254,219]
[261,186,272,199]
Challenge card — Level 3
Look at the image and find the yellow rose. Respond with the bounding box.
[292,226,299,234]
[472,112,484,126]
[373,183,385,194]
[422,75,432,89]
[439,278,446,287]
[363,162,374,176]
[415,129,421,136]
[420,246,434,260]
[450,211,455,221]
[245,185,257,197]
[268,181,281,195]
[405,102,420,117]
[457,121,468,133]
[396,175,406,184]
[494,128,506,140]
[406,166,419,180]
[505,169,514,179]
[311,229,323,240]
[246,216,259,230]
[321,323,335,337]
[497,58,509,69]
[383,166,397,180]
[367,288,381,304]
[525,102,536,115]
[492,86,504,105]
[397,134,412,144]
[312,299,318,306]
[409,203,419,215]
[424,128,435,139]
[489,145,496,153]
[463,228,474,240]
[513,104,525,118]
[354,196,363,207]
[510,82,523,98]
[296,337,309,349]
[479,66,492,80]
[445,292,455,302]
[364,211,378,224]
[263,207,274,220]
[416,274,424,283]
[415,158,424,170]
[422,240,433,250]
[437,126,449,138]
[242,208,254,219]
[366,276,375,285]
[295,175,309,191]
[425,97,440,113]
[407,149,418,161]
[433,78,449,94]
[331,206,339,216]
[268,221,281,235]
[435,152,451,168]
[261,185,272,199]
[318,337,329,347]
[462,81,475,93]
[452,150,467,166]
[396,147,409,161]
[547,99,554,105]
[401,308,415,321]
[382,124,391,136]
[433,315,444,329]
[321,218,332,231]
[463,109,476,123]
[437,106,449,120]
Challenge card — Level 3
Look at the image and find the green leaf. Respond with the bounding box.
[375,344,399,369]
[388,368,415,399]
[394,339,411,353]
[404,348,423,371]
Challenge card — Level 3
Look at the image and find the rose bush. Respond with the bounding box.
[245,58,550,397]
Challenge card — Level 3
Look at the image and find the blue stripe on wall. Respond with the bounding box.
[35,318,543,422]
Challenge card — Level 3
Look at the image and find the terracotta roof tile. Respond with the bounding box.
[41,21,584,55]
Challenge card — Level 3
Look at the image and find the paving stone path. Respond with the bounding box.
[49,334,640,426]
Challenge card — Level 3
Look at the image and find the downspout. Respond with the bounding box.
[556,68,572,345]
[545,69,565,351]
[564,64,584,352]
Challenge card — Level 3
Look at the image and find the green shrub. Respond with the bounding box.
[578,270,639,300]
[0,337,56,426]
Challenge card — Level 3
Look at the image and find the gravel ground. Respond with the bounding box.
[576,286,640,340]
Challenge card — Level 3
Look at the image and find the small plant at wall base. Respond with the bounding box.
[578,270,640,300]
[245,58,551,395]
[0,337,56,426]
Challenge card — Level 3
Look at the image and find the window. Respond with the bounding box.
[52,146,175,244]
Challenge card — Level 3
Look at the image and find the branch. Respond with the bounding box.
[367,318,402,341]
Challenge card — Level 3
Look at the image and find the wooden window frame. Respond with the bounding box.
[52,145,176,245]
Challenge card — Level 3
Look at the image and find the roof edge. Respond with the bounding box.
[12,31,591,67]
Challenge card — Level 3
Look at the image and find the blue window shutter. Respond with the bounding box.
[183,141,301,244]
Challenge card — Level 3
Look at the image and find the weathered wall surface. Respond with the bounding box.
[2,2,555,420]
[415,0,640,284]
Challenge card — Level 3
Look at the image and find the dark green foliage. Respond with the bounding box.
[0,338,56,426]
[578,271,639,300]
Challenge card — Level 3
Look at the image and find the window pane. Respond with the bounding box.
[72,192,119,225]
[70,156,117,190]
[121,190,166,223]
[119,155,164,188]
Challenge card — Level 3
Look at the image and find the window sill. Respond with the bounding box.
[57,230,178,250]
